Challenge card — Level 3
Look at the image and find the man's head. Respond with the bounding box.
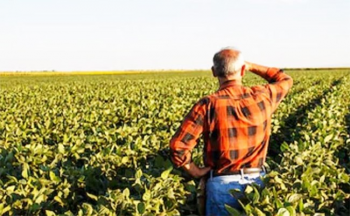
[212,48,245,80]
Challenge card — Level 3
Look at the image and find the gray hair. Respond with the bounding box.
[213,48,245,77]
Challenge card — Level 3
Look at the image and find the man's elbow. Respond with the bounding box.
[170,140,193,168]
[169,139,183,168]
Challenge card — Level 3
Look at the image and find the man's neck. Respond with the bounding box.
[218,77,242,87]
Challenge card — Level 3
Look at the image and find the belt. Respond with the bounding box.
[213,167,263,177]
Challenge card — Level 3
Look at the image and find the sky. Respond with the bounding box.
[0,0,349,71]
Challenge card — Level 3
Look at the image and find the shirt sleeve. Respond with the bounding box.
[257,68,293,113]
[169,98,208,168]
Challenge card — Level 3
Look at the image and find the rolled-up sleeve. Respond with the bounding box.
[169,98,207,167]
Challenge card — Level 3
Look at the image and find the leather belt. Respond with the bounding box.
[213,167,263,177]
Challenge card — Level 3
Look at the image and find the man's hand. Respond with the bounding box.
[244,61,269,78]
[183,162,211,178]
[245,61,252,72]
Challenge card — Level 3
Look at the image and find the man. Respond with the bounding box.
[169,47,293,215]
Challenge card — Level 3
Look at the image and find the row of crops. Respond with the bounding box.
[0,70,349,215]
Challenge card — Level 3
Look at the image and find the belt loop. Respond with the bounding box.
[210,170,213,179]
[240,169,244,179]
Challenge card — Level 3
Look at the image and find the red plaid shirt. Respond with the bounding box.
[170,68,293,174]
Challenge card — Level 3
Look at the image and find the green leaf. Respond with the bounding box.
[49,171,61,183]
[161,166,173,180]
[0,203,11,215]
[45,210,56,216]
[143,190,151,201]
[245,185,254,193]
[54,196,64,206]
[295,156,303,166]
[254,208,266,216]
[6,185,16,193]
[323,134,333,143]
[137,202,146,214]
[22,163,29,179]
[86,192,98,201]
[63,134,69,143]
[252,185,260,203]
[277,208,290,216]
[58,144,65,154]
[288,194,303,203]
[225,204,241,216]
[298,198,304,211]
[121,157,129,164]
[339,173,349,182]
[275,199,283,209]
[167,188,175,199]
[286,206,296,216]
[82,203,93,216]
[135,169,142,179]
[78,175,85,183]
[35,194,45,204]
[123,188,130,198]
[280,142,290,152]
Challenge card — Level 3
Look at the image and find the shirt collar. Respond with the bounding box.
[219,79,242,90]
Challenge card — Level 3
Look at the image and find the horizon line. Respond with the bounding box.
[1,66,350,73]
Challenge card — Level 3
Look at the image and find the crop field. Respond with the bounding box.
[0,69,349,216]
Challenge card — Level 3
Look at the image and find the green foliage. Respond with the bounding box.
[0,70,349,215]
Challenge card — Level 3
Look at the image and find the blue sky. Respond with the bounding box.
[0,0,349,71]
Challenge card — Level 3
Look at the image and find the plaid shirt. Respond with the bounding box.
[170,68,293,174]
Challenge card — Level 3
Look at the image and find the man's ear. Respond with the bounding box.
[211,66,217,77]
[240,65,246,77]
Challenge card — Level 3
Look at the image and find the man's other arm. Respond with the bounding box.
[169,98,211,178]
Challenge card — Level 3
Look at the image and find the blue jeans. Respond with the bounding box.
[206,171,265,216]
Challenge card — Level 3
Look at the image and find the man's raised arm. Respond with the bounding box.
[245,61,293,112]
